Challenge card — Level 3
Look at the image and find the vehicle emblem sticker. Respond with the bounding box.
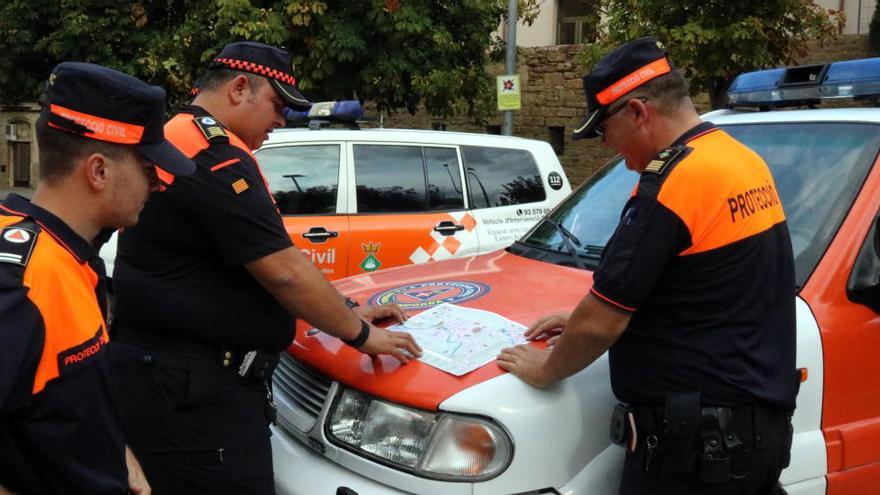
[360,241,382,272]
[547,171,564,190]
[369,281,490,310]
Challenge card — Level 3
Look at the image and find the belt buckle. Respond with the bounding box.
[238,350,257,377]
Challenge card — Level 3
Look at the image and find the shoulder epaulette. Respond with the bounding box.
[0,219,39,267]
[193,116,228,143]
[643,146,686,176]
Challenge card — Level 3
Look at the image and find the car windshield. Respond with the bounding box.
[513,122,880,288]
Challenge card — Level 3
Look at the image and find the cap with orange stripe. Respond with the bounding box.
[572,37,675,140]
[42,62,195,176]
[205,41,312,111]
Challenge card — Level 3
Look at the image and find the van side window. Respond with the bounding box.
[462,146,546,208]
[425,147,464,210]
[354,145,465,213]
[258,144,340,215]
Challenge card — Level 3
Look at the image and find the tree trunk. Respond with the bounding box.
[707,77,732,109]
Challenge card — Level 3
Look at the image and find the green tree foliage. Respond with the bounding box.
[0,0,508,120]
[582,0,843,108]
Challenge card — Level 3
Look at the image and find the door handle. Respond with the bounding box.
[302,227,339,244]
[433,221,465,236]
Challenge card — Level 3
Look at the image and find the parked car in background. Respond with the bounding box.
[271,59,880,495]
[100,108,571,280]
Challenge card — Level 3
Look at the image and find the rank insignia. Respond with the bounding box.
[643,147,684,175]
[231,178,249,194]
[194,116,227,142]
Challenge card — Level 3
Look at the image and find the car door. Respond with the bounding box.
[346,143,478,276]
[257,142,350,280]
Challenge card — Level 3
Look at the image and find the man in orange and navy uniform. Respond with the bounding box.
[498,38,797,494]
[110,41,421,494]
[0,63,194,494]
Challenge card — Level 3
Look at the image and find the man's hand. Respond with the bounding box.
[354,303,407,324]
[496,344,553,388]
[125,446,151,494]
[525,312,569,346]
[359,326,422,364]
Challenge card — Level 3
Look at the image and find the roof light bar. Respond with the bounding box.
[284,100,364,129]
[727,57,880,108]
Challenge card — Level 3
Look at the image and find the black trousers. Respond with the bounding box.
[109,340,275,495]
[619,406,793,495]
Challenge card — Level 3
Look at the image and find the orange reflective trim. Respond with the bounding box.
[20,232,107,395]
[49,104,144,144]
[590,287,636,312]
[595,58,672,105]
[657,130,786,256]
[210,158,241,171]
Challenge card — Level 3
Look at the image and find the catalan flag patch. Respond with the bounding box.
[231,178,249,194]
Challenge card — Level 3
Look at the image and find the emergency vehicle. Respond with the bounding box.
[270,57,880,495]
[99,110,571,279]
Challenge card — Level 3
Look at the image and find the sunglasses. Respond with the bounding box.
[595,96,648,137]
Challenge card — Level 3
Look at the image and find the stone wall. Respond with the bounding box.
[375,35,872,187]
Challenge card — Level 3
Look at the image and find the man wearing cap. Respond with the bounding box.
[498,37,797,494]
[109,41,421,493]
[0,62,195,494]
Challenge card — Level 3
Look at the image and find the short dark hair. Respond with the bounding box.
[197,67,263,93]
[626,70,691,114]
[35,112,132,183]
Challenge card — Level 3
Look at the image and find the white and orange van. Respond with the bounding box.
[270,59,880,494]
[100,123,571,279]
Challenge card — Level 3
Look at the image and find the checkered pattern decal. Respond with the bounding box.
[213,58,297,86]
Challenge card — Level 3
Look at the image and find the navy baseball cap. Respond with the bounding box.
[209,41,312,111]
[572,37,676,140]
[42,62,195,176]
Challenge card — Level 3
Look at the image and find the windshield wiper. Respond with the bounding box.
[542,218,586,270]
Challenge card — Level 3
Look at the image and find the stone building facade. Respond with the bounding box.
[0,104,40,189]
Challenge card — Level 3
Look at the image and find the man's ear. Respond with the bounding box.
[83,152,110,192]
[228,74,251,105]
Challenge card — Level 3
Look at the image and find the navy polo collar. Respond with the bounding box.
[1,194,97,264]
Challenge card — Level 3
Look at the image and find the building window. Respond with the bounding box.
[557,0,599,44]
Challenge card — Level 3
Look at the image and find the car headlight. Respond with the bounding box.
[327,388,513,481]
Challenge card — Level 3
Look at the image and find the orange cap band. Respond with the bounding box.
[49,104,145,144]
[595,58,672,106]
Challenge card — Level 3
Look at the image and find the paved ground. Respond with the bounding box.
[0,187,34,200]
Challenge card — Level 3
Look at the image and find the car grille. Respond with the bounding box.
[273,353,333,431]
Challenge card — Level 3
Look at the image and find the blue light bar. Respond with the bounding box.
[307,100,363,121]
[727,57,880,108]
[821,58,880,98]
[727,68,786,106]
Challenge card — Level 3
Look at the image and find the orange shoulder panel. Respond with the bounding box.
[657,131,786,256]
[23,234,107,395]
[164,113,210,159]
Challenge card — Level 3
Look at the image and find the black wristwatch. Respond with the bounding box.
[344,297,360,309]
[342,319,370,348]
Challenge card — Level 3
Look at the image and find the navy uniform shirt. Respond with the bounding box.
[591,122,798,410]
[0,194,127,494]
[113,105,295,352]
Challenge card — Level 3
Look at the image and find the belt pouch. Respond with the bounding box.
[661,392,701,475]
[610,403,628,445]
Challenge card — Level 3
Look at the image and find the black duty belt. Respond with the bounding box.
[112,324,278,380]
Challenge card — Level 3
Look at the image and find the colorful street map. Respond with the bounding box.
[389,303,527,376]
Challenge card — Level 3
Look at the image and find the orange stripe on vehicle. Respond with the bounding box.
[657,130,786,256]
[50,104,144,144]
[590,287,637,312]
[211,158,241,171]
[595,58,672,105]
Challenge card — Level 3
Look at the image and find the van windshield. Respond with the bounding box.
[512,122,880,288]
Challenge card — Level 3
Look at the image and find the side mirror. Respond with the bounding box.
[847,214,880,312]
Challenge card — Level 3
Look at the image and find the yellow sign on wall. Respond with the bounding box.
[497,75,521,111]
